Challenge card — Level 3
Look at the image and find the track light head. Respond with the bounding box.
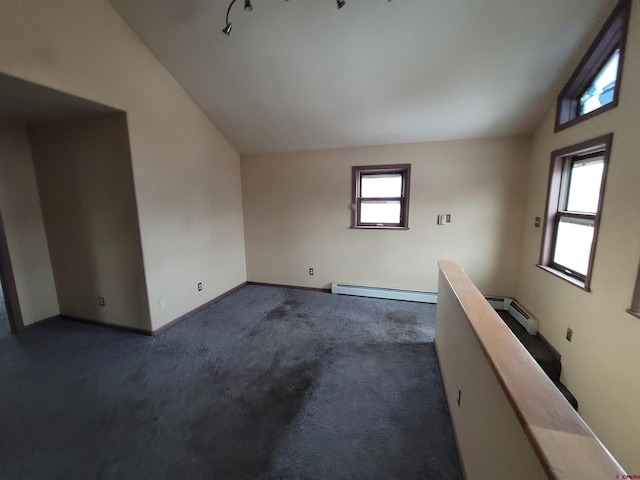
[224,0,370,37]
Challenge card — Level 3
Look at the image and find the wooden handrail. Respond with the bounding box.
[437,260,625,479]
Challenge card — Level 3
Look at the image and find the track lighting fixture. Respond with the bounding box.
[222,0,391,36]
[221,0,237,36]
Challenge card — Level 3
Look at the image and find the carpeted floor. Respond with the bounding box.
[0,285,462,480]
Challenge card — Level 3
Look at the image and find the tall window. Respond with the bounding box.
[351,164,411,229]
[555,0,631,131]
[539,135,612,290]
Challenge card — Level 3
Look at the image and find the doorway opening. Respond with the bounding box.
[0,72,122,336]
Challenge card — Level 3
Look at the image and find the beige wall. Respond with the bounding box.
[29,114,149,331]
[0,121,58,325]
[242,137,529,296]
[0,0,247,331]
[515,0,640,472]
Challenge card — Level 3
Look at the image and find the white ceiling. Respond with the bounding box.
[108,0,614,154]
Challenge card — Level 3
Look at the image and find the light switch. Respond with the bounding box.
[437,214,452,225]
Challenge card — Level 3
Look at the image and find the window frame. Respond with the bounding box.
[351,164,411,229]
[538,134,613,291]
[554,0,631,132]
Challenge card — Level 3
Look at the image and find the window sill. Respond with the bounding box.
[554,101,617,133]
[536,265,591,292]
[626,309,640,320]
[350,226,409,230]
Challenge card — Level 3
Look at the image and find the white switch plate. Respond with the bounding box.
[437,214,452,225]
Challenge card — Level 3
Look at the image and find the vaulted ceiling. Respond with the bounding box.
[108,0,615,154]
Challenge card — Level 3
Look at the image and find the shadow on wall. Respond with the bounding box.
[0,281,9,338]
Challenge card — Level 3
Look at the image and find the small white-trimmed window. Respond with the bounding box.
[351,164,411,229]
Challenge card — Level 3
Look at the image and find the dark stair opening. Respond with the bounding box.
[496,310,578,410]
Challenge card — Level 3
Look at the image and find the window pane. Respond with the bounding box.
[361,201,401,224]
[361,174,402,198]
[553,217,595,275]
[580,50,619,115]
[565,157,604,213]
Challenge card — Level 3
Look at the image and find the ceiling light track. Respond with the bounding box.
[222,0,391,36]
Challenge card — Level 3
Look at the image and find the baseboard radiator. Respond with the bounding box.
[485,296,539,335]
[331,284,538,335]
[331,283,437,303]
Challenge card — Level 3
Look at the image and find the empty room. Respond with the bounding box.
[0,0,639,478]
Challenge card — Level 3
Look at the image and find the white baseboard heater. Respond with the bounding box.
[331,284,538,335]
[485,297,539,335]
[331,283,437,303]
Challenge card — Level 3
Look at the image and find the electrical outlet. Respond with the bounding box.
[535,216,541,228]
[99,297,105,307]
[197,282,202,292]
[566,327,573,342]
[456,387,462,407]
[159,299,166,310]
[309,268,314,276]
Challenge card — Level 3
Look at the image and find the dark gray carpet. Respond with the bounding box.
[497,310,560,380]
[0,285,462,480]
[497,309,577,409]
